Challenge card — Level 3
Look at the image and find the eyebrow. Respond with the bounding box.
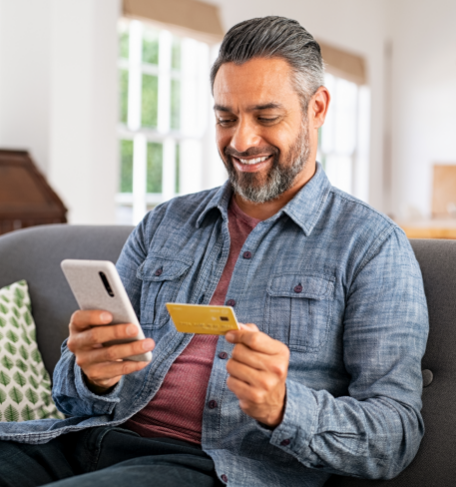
[213,102,284,112]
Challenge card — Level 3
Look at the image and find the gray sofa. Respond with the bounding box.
[0,224,455,486]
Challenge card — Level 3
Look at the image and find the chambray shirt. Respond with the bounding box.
[0,164,428,487]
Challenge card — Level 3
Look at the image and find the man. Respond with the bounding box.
[0,16,428,487]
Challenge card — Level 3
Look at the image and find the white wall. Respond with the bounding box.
[0,0,52,174]
[0,0,120,224]
[387,0,456,219]
[48,0,120,224]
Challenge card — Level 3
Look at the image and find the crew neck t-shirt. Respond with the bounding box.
[124,197,260,443]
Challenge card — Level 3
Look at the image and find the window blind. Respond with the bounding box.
[123,0,224,43]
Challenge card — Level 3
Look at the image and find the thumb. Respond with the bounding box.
[239,322,259,332]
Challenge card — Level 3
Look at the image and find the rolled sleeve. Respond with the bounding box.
[52,343,123,417]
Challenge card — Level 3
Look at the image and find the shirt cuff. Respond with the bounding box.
[268,379,318,459]
[74,362,123,415]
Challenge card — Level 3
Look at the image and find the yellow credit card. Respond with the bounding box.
[166,303,240,335]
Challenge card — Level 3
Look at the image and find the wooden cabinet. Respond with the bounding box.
[0,150,67,235]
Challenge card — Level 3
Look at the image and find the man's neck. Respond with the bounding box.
[233,161,317,221]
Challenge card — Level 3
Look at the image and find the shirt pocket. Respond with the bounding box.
[265,273,335,352]
[137,254,192,328]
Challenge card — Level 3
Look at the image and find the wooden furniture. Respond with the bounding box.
[397,220,456,240]
[432,164,456,218]
[0,149,67,236]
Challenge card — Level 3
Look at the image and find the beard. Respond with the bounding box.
[222,123,311,204]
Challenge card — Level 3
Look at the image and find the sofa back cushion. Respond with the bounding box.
[0,224,133,375]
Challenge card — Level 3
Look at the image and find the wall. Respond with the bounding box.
[387,0,456,219]
[0,0,120,224]
[48,0,120,224]
[0,0,52,174]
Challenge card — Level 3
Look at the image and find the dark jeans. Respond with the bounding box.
[0,427,223,487]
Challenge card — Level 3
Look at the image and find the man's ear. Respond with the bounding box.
[308,86,330,130]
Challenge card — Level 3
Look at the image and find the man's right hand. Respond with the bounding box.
[67,310,155,395]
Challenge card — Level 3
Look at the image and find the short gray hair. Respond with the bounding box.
[210,16,325,111]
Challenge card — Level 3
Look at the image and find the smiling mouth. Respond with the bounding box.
[235,155,272,165]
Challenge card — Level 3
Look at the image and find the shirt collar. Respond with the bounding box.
[196,162,332,236]
[195,180,233,228]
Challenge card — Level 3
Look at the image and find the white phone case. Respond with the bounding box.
[61,259,152,362]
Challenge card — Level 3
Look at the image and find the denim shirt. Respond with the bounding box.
[0,164,428,487]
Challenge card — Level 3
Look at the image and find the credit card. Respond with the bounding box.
[166,303,240,335]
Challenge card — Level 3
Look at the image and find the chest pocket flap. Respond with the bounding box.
[266,273,335,352]
[137,254,192,326]
[137,255,192,282]
[267,274,334,300]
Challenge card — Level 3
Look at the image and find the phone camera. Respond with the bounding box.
[99,272,115,297]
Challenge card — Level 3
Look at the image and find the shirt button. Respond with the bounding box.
[280,438,291,446]
[226,299,236,307]
[294,284,302,293]
[154,268,163,276]
[221,474,228,483]
[208,400,218,409]
[218,352,228,359]
[243,251,252,259]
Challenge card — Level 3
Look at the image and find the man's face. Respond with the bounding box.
[213,57,312,203]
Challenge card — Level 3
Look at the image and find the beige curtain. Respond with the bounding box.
[123,0,224,43]
[319,41,367,85]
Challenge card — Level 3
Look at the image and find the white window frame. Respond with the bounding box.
[318,73,370,202]
[116,19,221,225]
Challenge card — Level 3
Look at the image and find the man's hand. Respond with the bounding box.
[67,310,155,395]
[225,323,290,428]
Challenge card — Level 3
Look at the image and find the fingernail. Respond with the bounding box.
[142,339,154,350]
[126,324,138,336]
[100,312,112,322]
[225,332,234,342]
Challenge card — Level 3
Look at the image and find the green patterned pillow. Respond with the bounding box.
[0,280,64,422]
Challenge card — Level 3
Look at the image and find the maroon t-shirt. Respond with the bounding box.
[124,197,260,443]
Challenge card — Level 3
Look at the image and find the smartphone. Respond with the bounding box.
[166,303,240,335]
[61,259,152,362]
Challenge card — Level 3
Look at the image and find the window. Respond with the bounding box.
[318,73,370,201]
[117,19,218,224]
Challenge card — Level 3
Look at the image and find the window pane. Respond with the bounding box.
[170,79,180,130]
[142,28,159,65]
[141,75,158,127]
[147,142,163,193]
[119,29,129,59]
[119,69,129,124]
[119,140,134,193]
[175,143,180,193]
[171,36,181,71]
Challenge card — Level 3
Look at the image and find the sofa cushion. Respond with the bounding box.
[0,280,64,422]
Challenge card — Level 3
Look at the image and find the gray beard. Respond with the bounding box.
[223,125,311,204]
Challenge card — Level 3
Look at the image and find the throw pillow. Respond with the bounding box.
[0,280,64,422]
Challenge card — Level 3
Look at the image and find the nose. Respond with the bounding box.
[229,118,262,154]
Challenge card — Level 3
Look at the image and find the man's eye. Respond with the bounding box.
[217,119,235,126]
[258,117,278,123]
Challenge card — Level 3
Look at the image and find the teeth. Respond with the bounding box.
[238,156,270,165]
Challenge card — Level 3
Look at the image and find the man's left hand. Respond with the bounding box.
[225,323,290,428]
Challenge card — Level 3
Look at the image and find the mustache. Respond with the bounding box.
[224,145,279,159]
